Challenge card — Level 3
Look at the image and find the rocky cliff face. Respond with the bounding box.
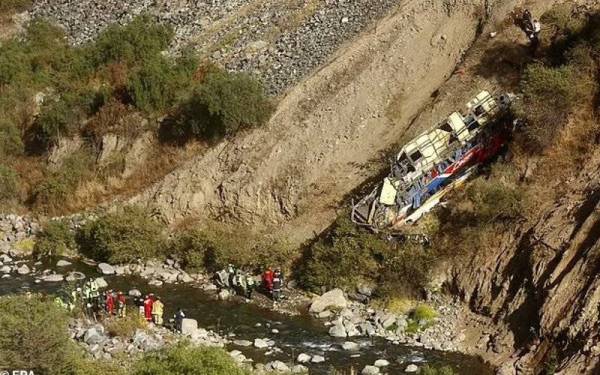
[450,150,600,374]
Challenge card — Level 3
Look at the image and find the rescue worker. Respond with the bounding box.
[262,267,274,295]
[134,294,145,316]
[152,296,164,325]
[105,290,115,315]
[272,268,283,302]
[143,294,154,322]
[245,273,256,300]
[174,308,186,332]
[530,19,541,51]
[227,264,236,290]
[234,269,246,296]
[117,291,126,318]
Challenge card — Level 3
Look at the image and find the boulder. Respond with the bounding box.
[342,341,360,351]
[1,265,11,273]
[180,319,198,335]
[56,260,72,267]
[97,263,115,275]
[0,254,12,263]
[233,339,253,347]
[65,271,86,282]
[311,355,325,363]
[329,322,347,338]
[42,274,64,282]
[94,277,108,288]
[148,279,163,287]
[361,365,380,375]
[129,289,142,297]
[218,289,231,300]
[254,338,269,349]
[317,310,332,319]
[83,327,105,345]
[177,272,194,283]
[16,264,30,275]
[296,353,311,363]
[266,360,290,372]
[405,364,419,373]
[309,289,347,313]
[374,359,390,367]
[291,364,308,374]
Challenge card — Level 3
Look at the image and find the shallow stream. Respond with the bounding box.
[0,259,492,374]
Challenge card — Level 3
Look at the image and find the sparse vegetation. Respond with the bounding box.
[0,164,19,205]
[132,343,250,375]
[420,365,457,375]
[0,15,270,215]
[105,311,147,338]
[0,294,74,374]
[0,0,32,15]
[33,220,76,258]
[77,206,165,264]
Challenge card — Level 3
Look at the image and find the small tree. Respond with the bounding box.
[0,294,74,374]
[33,220,76,258]
[77,206,165,263]
[0,165,19,204]
[173,70,273,140]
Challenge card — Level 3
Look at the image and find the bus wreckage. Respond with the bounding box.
[351,90,514,232]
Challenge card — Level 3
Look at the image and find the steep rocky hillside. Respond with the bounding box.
[130,0,556,245]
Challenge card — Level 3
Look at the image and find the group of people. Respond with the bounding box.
[54,278,188,331]
[214,265,285,302]
[516,9,542,50]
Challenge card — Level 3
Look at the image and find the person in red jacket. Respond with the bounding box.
[105,290,115,315]
[262,267,274,295]
[143,294,153,322]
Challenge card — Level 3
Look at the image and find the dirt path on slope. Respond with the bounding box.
[131,0,543,245]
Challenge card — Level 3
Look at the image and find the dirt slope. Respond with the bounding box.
[133,0,513,242]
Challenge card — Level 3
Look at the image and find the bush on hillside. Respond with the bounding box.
[91,15,173,68]
[105,311,147,338]
[516,64,593,152]
[32,151,94,213]
[0,0,33,14]
[171,69,273,140]
[0,165,19,205]
[0,294,74,374]
[33,220,76,258]
[132,343,250,375]
[298,217,386,292]
[0,119,24,158]
[127,53,199,113]
[170,228,295,273]
[77,206,165,263]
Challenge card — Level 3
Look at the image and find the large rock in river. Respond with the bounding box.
[180,318,198,335]
[309,288,347,313]
[97,263,115,275]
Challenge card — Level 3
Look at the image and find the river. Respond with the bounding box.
[0,258,493,374]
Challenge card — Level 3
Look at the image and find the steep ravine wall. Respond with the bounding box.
[132,0,524,244]
[450,153,600,374]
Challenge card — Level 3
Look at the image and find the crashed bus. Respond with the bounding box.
[351,91,514,232]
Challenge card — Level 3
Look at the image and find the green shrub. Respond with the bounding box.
[0,164,19,204]
[411,304,438,322]
[170,227,295,273]
[0,119,24,157]
[33,151,94,213]
[105,310,147,337]
[33,220,76,258]
[0,294,74,374]
[0,0,33,13]
[516,59,594,152]
[29,99,79,149]
[127,53,199,113]
[91,15,173,68]
[132,343,250,375]
[173,69,273,140]
[298,216,386,292]
[77,206,165,263]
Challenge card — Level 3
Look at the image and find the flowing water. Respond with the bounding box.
[0,259,493,374]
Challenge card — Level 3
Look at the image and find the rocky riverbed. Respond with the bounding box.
[0,214,492,373]
[25,0,402,94]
